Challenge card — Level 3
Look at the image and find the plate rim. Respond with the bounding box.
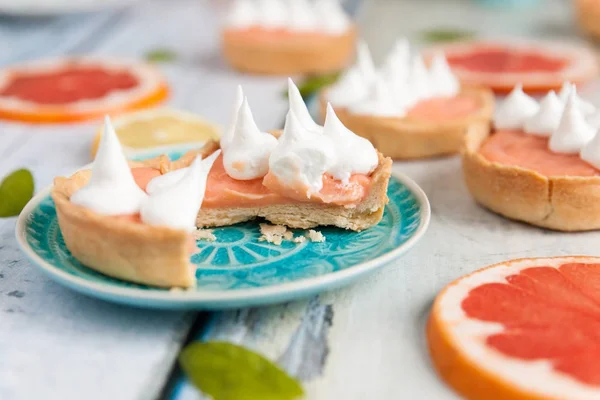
[16,170,430,306]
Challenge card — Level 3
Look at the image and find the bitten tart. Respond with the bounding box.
[52,81,392,288]
[320,39,495,160]
[222,0,356,75]
[463,83,600,231]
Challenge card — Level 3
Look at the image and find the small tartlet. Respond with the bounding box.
[222,27,357,75]
[462,132,600,232]
[320,86,495,160]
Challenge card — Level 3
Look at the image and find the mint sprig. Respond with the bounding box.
[421,28,475,43]
[145,48,178,63]
[0,169,34,217]
[179,341,304,400]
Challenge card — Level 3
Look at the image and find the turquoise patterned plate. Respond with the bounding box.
[16,148,430,310]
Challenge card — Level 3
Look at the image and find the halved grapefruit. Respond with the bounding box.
[0,58,169,123]
[428,256,600,400]
[423,41,599,94]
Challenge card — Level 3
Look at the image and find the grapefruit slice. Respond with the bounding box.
[90,108,221,158]
[423,41,599,94]
[428,256,600,400]
[0,58,169,123]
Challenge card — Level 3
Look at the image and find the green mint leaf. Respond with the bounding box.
[0,169,34,218]
[179,341,304,400]
[421,28,475,43]
[145,48,178,63]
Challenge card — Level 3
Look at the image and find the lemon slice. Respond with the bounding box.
[91,108,221,158]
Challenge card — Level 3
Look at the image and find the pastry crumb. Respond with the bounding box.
[193,229,216,242]
[283,231,294,241]
[307,229,326,243]
[293,236,306,244]
[259,223,289,245]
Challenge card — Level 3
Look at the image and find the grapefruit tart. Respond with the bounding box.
[52,80,392,287]
[320,39,495,160]
[221,0,356,75]
[0,58,168,123]
[423,40,599,94]
[463,82,600,231]
[428,256,600,400]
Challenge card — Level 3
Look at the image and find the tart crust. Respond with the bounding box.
[320,86,495,160]
[222,27,357,75]
[51,156,198,288]
[462,132,600,231]
[170,140,393,231]
[575,0,600,41]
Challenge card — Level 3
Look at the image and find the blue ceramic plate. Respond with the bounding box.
[16,148,430,310]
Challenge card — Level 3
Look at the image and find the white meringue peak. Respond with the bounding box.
[494,84,539,130]
[408,55,432,101]
[323,103,379,183]
[580,129,600,169]
[326,67,369,107]
[221,85,244,150]
[225,0,257,29]
[349,74,403,117]
[146,168,187,195]
[257,0,288,29]
[288,78,323,132]
[70,116,147,216]
[428,53,460,98]
[269,109,337,195]
[356,39,377,84]
[288,0,316,32]
[314,0,351,35]
[140,151,220,231]
[223,97,278,180]
[380,38,410,83]
[523,90,564,137]
[558,82,595,115]
[549,92,595,154]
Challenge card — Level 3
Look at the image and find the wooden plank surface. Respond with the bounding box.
[2,1,600,400]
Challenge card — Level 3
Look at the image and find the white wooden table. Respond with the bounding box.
[2,1,600,399]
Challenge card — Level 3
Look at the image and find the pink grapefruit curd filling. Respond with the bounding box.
[406,94,481,121]
[479,130,600,177]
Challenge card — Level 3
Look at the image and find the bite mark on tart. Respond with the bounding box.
[321,39,495,160]
[463,83,600,231]
[221,0,356,75]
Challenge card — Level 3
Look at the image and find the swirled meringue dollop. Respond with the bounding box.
[314,0,351,35]
[140,151,220,231]
[288,78,323,132]
[223,98,278,180]
[268,109,337,195]
[225,0,257,29]
[349,74,403,117]
[523,90,563,137]
[323,103,378,183]
[559,82,595,115]
[494,84,539,130]
[380,38,410,84]
[549,92,595,154]
[288,0,316,32]
[220,85,244,150]
[71,116,147,215]
[428,53,460,98]
[580,129,600,169]
[146,168,187,195]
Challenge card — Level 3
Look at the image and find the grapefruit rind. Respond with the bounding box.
[423,40,599,94]
[0,58,169,124]
[428,256,600,400]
